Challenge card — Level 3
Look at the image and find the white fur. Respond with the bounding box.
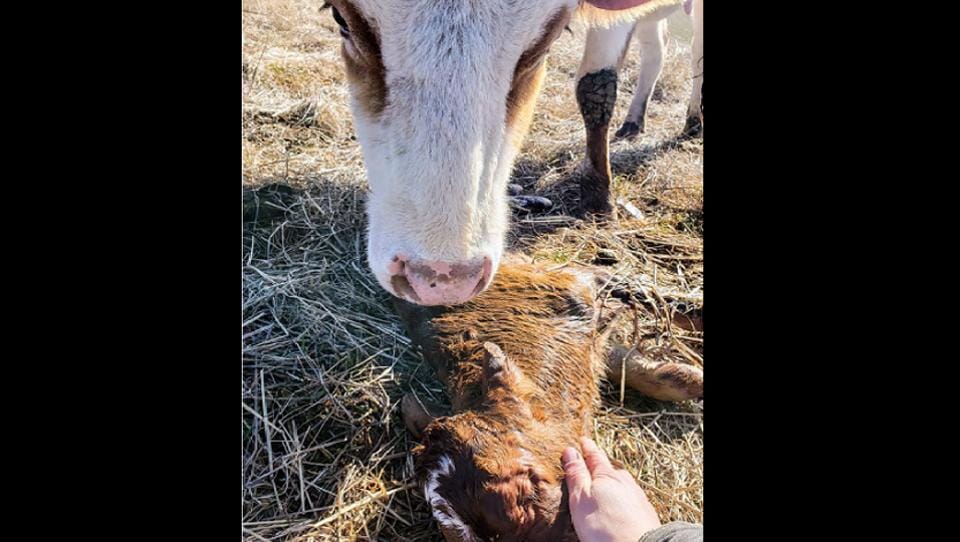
[577,18,636,78]
[423,454,478,542]
[687,0,703,119]
[623,17,668,124]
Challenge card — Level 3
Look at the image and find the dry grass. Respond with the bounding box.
[243,1,702,540]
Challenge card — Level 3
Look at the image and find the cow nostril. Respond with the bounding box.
[391,274,421,303]
[469,257,494,297]
[430,283,436,288]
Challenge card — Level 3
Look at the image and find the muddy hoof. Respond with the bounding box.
[614,121,642,140]
[510,195,553,213]
[507,183,524,196]
[578,195,615,219]
[682,116,702,138]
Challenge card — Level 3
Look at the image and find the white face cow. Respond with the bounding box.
[325,0,702,307]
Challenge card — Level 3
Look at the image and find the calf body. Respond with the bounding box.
[395,262,702,541]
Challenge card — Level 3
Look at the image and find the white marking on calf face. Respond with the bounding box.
[423,454,478,542]
[334,0,579,303]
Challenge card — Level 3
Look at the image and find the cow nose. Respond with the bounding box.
[389,255,492,306]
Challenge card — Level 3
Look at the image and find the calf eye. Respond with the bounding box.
[331,5,350,38]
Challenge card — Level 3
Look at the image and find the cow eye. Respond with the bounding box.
[331,5,350,38]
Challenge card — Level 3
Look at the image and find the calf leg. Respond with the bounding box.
[575,21,635,216]
[683,0,703,136]
[606,344,703,402]
[615,19,667,140]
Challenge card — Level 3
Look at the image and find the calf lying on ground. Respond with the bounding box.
[394,261,702,541]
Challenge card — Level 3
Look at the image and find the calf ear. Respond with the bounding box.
[481,342,528,396]
[401,393,437,439]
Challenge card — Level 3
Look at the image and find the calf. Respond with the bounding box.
[324,0,703,305]
[395,261,702,541]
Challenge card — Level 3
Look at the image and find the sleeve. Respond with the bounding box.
[637,521,703,542]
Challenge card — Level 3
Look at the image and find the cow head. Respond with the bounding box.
[325,0,652,305]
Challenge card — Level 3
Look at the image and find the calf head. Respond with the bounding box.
[407,344,578,542]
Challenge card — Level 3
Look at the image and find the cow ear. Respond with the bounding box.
[583,0,660,10]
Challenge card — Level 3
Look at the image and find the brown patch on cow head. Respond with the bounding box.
[505,9,571,146]
[326,1,387,117]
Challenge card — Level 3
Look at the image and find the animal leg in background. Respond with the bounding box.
[616,18,667,140]
[575,20,635,216]
[683,0,703,136]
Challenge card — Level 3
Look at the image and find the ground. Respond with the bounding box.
[242,1,703,540]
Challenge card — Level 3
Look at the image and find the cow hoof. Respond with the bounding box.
[510,195,553,213]
[614,121,642,140]
[682,116,702,138]
[579,197,615,219]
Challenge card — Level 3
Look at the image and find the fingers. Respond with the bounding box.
[581,437,616,477]
[562,446,592,495]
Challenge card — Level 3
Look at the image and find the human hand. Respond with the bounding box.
[562,437,662,542]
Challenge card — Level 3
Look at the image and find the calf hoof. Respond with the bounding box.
[614,121,643,140]
[648,363,703,402]
[682,115,703,138]
[607,346,704,402]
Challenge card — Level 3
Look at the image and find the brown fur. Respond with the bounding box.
[505,9,571,146]
[330,1,387,117]
[395,262,702,541]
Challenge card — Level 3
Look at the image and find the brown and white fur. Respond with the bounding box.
[325,0,703,306]
[395,261,702,541]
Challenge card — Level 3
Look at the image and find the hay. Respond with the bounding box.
[243,1,702,540]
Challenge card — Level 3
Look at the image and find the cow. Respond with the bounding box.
[323,0,703,306]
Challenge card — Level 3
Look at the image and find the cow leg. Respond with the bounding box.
[683,0,703,136]
[575,21,635,216]
[616,18,667,140]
